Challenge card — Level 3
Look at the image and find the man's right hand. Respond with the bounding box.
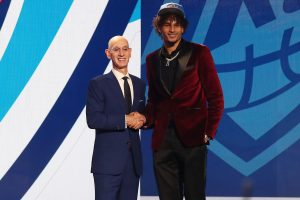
[125,112,146,130]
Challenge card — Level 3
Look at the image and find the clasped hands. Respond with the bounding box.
[125,112,146,130]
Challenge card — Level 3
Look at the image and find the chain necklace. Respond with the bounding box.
[165,51,180,66]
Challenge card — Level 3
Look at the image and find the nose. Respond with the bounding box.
[170,24,175,32]
[118,49,125,56]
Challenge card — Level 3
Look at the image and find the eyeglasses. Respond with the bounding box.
[109,46,131,53]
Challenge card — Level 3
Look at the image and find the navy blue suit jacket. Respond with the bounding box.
[86,71,146,176]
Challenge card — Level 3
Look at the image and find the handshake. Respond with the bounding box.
[125,112,146,130]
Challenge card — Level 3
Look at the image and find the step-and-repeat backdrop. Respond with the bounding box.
[0,0,299,199]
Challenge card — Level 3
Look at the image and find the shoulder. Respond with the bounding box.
[129,74,146,87]
[190,42,211,54]
[187,41,210,51]
[183,42,212,60]
[88,73,112,88]
[146,48,160,61]
[90,72,112,82]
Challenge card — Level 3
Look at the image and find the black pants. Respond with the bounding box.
[153,124,207,200]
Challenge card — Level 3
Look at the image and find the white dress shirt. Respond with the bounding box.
[111,68,134,104]
[112,68,134,128]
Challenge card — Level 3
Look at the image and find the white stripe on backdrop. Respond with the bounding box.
[0,0,108,180]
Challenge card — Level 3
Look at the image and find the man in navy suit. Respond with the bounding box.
[86,36,146,200]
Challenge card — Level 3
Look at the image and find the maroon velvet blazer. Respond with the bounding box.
[145,41,224,150]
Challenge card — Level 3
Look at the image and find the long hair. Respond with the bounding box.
[152,13,188,36]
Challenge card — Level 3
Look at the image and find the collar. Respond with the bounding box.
[161,39,185,58]
[112,68,131,80]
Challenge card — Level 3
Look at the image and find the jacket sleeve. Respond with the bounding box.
[86,79,125,131]
[199,46,224,138]
[144,55,156,128]
[140,81,147,114]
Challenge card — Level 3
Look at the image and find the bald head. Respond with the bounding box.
[105,35,132,75]
[108,35,129,50]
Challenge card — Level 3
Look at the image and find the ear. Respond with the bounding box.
[157,27,162,34]
[105,49,111,59]
[128,48,132,58]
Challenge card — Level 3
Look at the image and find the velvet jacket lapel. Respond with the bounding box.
[154,40,193,96]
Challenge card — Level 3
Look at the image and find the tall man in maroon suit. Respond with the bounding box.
[145,3,224,200]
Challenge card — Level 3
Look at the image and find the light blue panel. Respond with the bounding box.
[271,0,300,45]
[141,32,161,64]
[192,0,218,44]
[0,1,72,120]
[209,120,300,176]
[250,60,290,102]
[288,51,300,74]
[212,2,286,63]
[290,25,300,45]
[251,0,300,58]
[218,71,245,109]
[228,83,300,140]
[129,0,140,22]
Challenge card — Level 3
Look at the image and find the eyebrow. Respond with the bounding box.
[110,45,130,49]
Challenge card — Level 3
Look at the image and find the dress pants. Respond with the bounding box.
[153,124,207,200]
[93,150,139,200]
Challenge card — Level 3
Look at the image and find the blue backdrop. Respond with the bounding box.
[1,0,300,199]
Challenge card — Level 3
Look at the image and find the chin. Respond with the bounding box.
[166,36,180,41]
[117,65,128,69]
[116,63,127,67]
[166,39,180,45]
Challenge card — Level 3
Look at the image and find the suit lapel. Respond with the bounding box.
[154,41,193,96]
[154,49,171,96]
[174,41,193,88]
[107,71,126,112]
[130,75,138,111]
